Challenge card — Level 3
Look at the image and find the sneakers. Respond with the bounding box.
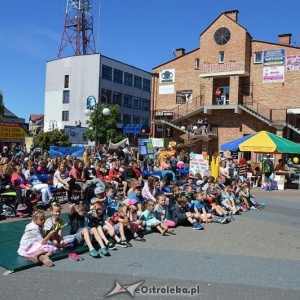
[100,247,110,256]
[69,252,84,261]
[89,248,100,257]
[193,222,203,230]
[107,241,116,249]
[250,206,257,211]
[228,214,235,221]
[126,241,133,247]
[220,216,228,224]
[134,236,146,242]
[116,240,128,248]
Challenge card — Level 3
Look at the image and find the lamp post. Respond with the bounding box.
[48,120,57,131]
[84,95,110,147]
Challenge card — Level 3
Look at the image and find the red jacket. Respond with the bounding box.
[11,173,31,189]
[108,167,122,181]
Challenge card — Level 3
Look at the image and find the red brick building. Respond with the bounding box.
[151,10,300,162]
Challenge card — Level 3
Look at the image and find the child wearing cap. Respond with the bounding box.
[125,199,146,242]
[91,186,107,212]
[128,182,144,214]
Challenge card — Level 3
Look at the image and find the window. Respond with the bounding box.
[195,59,200,70]
[143,78,151,91]
[113,92,122,105]
[62,111,69,121]
[101,89,112,104]
[142,99,150,111]
[133,116,141,124]
[64,75,69,88]
[133,97,141,109]
[118,113,123,122]
[123,114,131,124]
[214,27,231,45]
[63,90,70,103]
[134,75,142,89]
[142,117,149,124]
[219,51,225,63]
[124,72,133,86]
[102,65,112,80]
[124,94,132,107]
[254,52,263,64]
[156,124,163,132]
[113,69,123,84]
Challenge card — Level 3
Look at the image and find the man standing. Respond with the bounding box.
[263,155,274,191]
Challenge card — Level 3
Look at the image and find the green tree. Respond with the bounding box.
[84,104,124,144]
[0,90,5,122]
[33,129,71,150]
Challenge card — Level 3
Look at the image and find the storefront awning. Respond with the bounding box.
[122,124,150,134]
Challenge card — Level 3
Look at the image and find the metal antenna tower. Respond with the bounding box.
[58,0,96,58]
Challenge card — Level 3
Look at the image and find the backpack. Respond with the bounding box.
[1,203,16,217]
[264,161,272,173]
[83,183,97,203]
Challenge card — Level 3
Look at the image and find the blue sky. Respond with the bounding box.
[1,0,300,122]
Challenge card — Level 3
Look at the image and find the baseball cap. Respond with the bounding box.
[127,199,138,206]
[94,186,104,195]
[133,182,142,189]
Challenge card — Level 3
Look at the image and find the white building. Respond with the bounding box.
[44,53,151,143]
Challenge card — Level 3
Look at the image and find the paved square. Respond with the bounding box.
[0,188,299,299]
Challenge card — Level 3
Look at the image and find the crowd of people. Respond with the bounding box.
[0,143,270,267]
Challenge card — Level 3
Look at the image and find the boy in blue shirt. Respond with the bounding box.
[105,186,119,217]
[128,182,144,215]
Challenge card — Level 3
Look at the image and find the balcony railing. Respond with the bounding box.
[153,95,204,122]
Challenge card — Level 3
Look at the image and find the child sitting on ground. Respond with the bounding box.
[127,182,144,215]
[89,200,127,249]
[140,200,168,235]
[18,209,59,267]
[68,202,112,257]
[108,204,132,247]
[192,191,228,224]
[238,184,264,210]
[125,199,146,241]
[169,196,203,230]
[44,202,72,250]
[105,185,119,217]
[221,185,239,215]
[154,194,176,233]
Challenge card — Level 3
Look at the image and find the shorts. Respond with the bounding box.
[63,227,91,246]
[113,224,120,235]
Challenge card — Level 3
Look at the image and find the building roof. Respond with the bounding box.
[30,114,44,122]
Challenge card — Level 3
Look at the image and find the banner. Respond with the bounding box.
[150,138,164,148]
[263,66,284,83]
[49,146,84,158]
[64,126,88,144]
[286,55,300,71]
[0,122,28,142]
[138,139,154,156]
[176,90,193,104]
[263,49,285,66]
[189,153,209,177]
[108,138,129,150]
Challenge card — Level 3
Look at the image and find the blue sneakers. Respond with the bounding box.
[193,222,203,230]
[89,248,100,258]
